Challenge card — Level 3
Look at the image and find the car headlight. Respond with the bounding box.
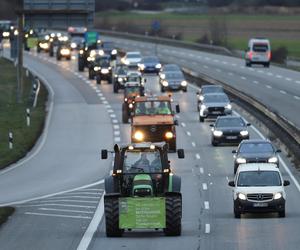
[45,35,50,40]
[199,95,204,101]
[39,43,49,49]
[118,77,123,82]
[71,42,77,49]
[236,157,246,164]
[165,132,174,139]
[162,81,169,87]
[160,74,165,79]
[181,80,187,87]
[139,64,145,70]
[60,49,70,55]
[200,104,207,110]
[87,57,95,62]
[111,49,117,55]
[213,130,223,137]
[94,66,100,71]
[274,192,282,200]
[134,131,144,141]
[238,193,247,200]
[99,50,104,56]
[3,32,10,37]
[124,98,128,102]
[155,63,162,69]
[101,68,109,74]
[225,104,232,110]
[268,156,278,164]
[79,49,84,55]
[90,50,96,57]
[240,130,249,137]
[129,103,133,109]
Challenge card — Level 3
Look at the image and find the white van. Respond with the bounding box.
[245,38,271,67]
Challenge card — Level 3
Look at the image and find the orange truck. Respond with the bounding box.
[131,95,180,151]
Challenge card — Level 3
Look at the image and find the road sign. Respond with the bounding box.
[84,31,99,45]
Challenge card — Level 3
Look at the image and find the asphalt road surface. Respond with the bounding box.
[0,41,299,250]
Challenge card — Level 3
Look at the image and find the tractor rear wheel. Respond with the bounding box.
[104,196,123,237]
[164,195,182,236]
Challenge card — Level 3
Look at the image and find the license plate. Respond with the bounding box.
[212,111,221,114]
[226,136,237,139]
[253,203,268,207]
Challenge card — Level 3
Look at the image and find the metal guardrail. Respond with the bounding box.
[95,29,232,56]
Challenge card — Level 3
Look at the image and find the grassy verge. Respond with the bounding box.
[0,207,15,226]
[0,58,48,169]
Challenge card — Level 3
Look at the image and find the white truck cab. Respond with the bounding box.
[245,38,271,67]
[228,163,290,218]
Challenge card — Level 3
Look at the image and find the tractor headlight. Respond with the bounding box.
[90,50,96,57]
[45,35,50,40]
[198,95,204,101]
[129,103,134,109]
[118,77,123,82]
[165,132,174,139]
[134,131,144,141]
[162,81,169,87]
[99,50,104,56]
[274,192,282,200]
[155,63,162,69]
[94,66,101,71]
[139,64,145,70]
[60,48,70,55]
[225,104,232,110]
[39,43,49,49]
[111,49,117,55]
[160,74,166,79]
[2,31,10,37]
[101,68,109,74]
[71,42,77,49]
[87,57,95,62]
[79,49,84,55]
[200,104,207,110]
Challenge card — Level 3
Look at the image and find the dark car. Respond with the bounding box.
[56,41,71,61]
[112,64,128,93]
[199,93,232,122]
[197,85,224,111]
[232,139,281,174]
[210,116,251,146]
[101,41,117,60]
[37,35,50,53]
[160,71,187,92]
[89,55,112,84]
[159,64,181,80]
[138,56,161,74]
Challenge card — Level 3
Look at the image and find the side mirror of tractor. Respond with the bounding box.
[247,123,251,126]
[283,180,290,186]
[228,181,235,187]
[101,149,108,159]
[174,120,178,126]
[177,149,185,159]
[232,150,237,154]
[175,104,180,113]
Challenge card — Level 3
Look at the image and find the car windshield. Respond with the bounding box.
[216,118,245,127]
[237,171,281,187]
[202,86,224,94]
[127,53,140,58]
[239,142,274,153]
[135,101,172,115]
[253,43,269,52]
[125,86,140,95]
[165,72,184,79]
[143,57,158,63]
[204,94,229,103]
[123,150,162,173]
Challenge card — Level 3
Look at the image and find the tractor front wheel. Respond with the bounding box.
[104,196,123,237]
[164,195,182,236]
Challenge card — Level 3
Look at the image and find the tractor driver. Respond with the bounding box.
[156,101,171,115]
[132,152,150,172]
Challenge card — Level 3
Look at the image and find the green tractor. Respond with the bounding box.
[101,142,185,237]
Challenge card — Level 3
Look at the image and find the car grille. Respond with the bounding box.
[247,193,273,201]
[223,131,240,136]
[247,158,268,163]
[208,107,225,112]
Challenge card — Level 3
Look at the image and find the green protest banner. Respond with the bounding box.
[119,197,166,229]
[27,37,38,49]
[85,31,99,45]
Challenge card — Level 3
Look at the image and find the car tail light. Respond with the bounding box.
[248,51,253,60]
[267,51,271,60]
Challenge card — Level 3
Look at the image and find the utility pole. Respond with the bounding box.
[16,13,24,103]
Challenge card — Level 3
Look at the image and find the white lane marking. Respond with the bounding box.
[103,101,108,104]
[175,114,180,119]
[294,96,300,100]
[228,72,233,76]
[204,201,210,209]
[266,85,272,89]
[216,69,221,73]
[241,76,247,80]
[231,63,237,67]
[276,75,283,79]
[213,59,219,63]
[0,68,54,177]
[112,119,118,124]
[251,124,300,194]
[45,196,99,200]
[25,212,92,220]
[110,114,116,118]
[186,131,191,136]
[17,203,96,209]
[97,93,103,97]
[114,130,120,136]
[196,154,201,159]
[114,137,121,142]
[95,89,101,93]
[280,90,287,94]
[34,199,99,204]
[113,125,120,129]
[202,183,208,190]
[296,80,300,84]
[205,57,210,61]
[200,168,204,174]
[222,61,228,65]
[286,77,292,81]
[267,72,273,76]
[0,179,104,207]
[253,80,259,84]
[38,208,94,214]
[77,192,105,250]
[191,142,196,147]
[258,70,263,73]
[107,109,114,113]
[181,122,186,127]
[205,224,211,234]
[204,65,209,69]
[105,105,112,109]
[100,97,106,101]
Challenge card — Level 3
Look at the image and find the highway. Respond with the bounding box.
[0,39,299,250]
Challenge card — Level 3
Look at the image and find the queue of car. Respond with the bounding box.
[27,27,289,220]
